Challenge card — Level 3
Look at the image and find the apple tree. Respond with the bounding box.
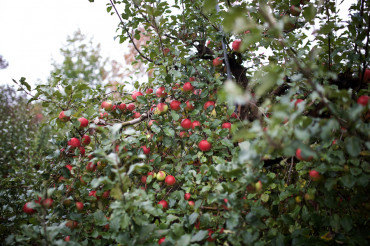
[5,0,370,245]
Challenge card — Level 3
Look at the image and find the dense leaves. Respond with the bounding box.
[3,0,370,245]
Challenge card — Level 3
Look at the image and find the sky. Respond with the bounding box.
[0,0,125,87]
[0,0,356,88]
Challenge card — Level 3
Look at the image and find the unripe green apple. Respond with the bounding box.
[156,171,166,181]
[255,180,263,192]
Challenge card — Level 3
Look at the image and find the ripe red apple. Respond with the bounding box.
[155,103,168,115]
[86,162,96,172]
[170,100,181,111]
[79,147,85,156]
[181,119,192,129]
[141,175,147,184]
[222,122,231,130]
[183,82,194,92]
[156,87,167,98]
[68,138,81,148]
[127,103,135,112]
[231,112,238,119]
[82,135,91,146]
[99,112,108,119]
[165,175,176,186]
[232,39,242,51]
[118,103,126,111]
[157,171,166,181]
[194,89,202,96]
[189,77,195,81]
[23,202,36,214]
[146,88,153,94]
[188,201,195,207]
[158,237,166,245]
[89,190,97,197]
[132,91,143,100]
[141,146,150,155]
[294,99,304,108]
[296,148,313,161]
[362,68,370,82]
[357,95,369,106]
[148,120,157,127]
[191,120,201,130]
[158,200,168,209]
[163,47,170,56]
[59,111,70,122]
[185,101,195,111]
[66,220,78,229]
[101,101,113,111]
[198,140,212,151]
[179,131,189,138]
[133,111,141,118]
[64,236,70,242]
[290,5,301,16]
[204,101,215,110]
[65,165,73,171]
[184,193,191,200]
[76,202,84,211]
[102,190,110,199]
[78,117,89,128]
[309,170,321,181]
[213,57,222,67]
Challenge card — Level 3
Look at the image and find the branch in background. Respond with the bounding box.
[109,0,155,64]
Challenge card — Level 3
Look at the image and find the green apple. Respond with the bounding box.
[156,171,166,181]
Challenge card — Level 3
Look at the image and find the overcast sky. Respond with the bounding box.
[0,0,125,87]
[0,0,355,88]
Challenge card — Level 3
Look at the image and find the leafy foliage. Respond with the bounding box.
[4,0,370,245]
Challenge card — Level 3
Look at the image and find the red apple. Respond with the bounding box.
[294,99,304,108]
[357,95,369,106]
[65,165,73,171]
[23,202,36,214]
[64,236,70,242]
[68,138,81,148]
[99,112,108,119]
[66,220,78,229]
[156,87,167,98]
[127,103,135,112]
[207,229,215,242]
[118,103,127,111]
[204,101,215,110]
[362,68,370,82]
[102,190,110,199]
[141,146,150,155]
[82,135,91,145]
[255,180,263,192]
[141,175,147,184]
[232,39,242,51]
[132,91,143,100]
[184,193,191,200]
[163,47,170,56]
[213,57,222,67]
[179,131,189,138]
[59,111,70,122]
[158,237,166,245]
[101,101,113,111]
[155,103,168,115]
[170,100,181,111]
[133,111,141,118]
[185,101,195,111]
[89,190,97,197]
[158,200,168,209]
[231,112,238,119]
[146,88,153,94]
[290,5,301,16]
[148,120,158,127]
[189,77,196,81]
[296,148,313,161]
[181,119,192,129]
[222,122,231,130]
[165,175,176,186]
[78,117,89,128]
[198,140,211,151]
[309,170,321,181]
[79,147,85,156]
[191,120,201,130]
[76,202,84,211]
[86,162,96,172]
[183,82,194,92]
[188,201,195,207]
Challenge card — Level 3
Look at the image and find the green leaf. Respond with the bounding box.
[93,210,108,226]
[191,230,208,242]
[202,0,217,13]
[345,136,361,157]
[151,124,161,133]
[261,194,269,202]
[171,110,179,121]
[176,234,191,246]
[19,77,31,91]
[189,213,199,225]
[303,4,317,23]
[164,127,175,137]
[341,175,355,188]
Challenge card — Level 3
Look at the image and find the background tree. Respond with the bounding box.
[0,55,9,69]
